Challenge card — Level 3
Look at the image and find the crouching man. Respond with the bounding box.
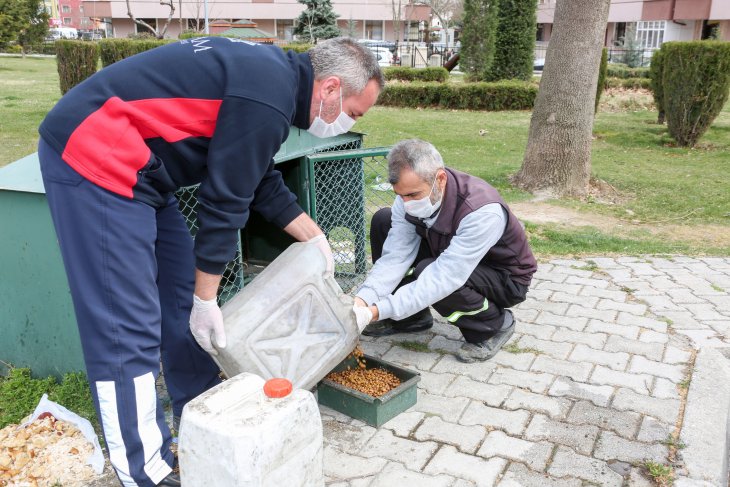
[353,139,537,362]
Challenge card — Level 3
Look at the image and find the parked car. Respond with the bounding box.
[534,58,546,71]
[368,47,394,67]
[45,27,78,41]
[358,39,396,54]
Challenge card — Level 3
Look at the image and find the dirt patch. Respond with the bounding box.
[510,200,730,248]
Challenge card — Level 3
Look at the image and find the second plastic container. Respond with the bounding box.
[213,240,362,391]
[178,373,324,486]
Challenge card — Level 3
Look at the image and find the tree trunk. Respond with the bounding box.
[512,0,610,198]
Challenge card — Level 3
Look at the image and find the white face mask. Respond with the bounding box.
[307,88,356,138]
[403,175,442,219]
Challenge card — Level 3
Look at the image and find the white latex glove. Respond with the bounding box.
[189,295,227,355]
[353,305,373,330]
[309,234,334,275]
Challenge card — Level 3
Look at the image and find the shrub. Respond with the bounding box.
[605,77,652,90]
[488,0,538,81]
[459,0,500,81]
[662,41,730,147]
[55,40,99,94]
[649,48,666,123]
[279,43,313,53]
[595,47,608,113]
[377,80,536,110]
[383,66,448,82]
[98,38,169,67]
[606,64,650,79]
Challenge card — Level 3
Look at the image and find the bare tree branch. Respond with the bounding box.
[159,0,175,38]
[125,0,174,38]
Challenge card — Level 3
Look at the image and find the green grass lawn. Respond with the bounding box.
[0,56,60,164]
[1,55,728,256]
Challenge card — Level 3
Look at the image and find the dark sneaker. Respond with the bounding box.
[362,309,433,337]
[157,472,181,487]
[456,310,515,363]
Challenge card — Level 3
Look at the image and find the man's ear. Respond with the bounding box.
[318,76,341,100]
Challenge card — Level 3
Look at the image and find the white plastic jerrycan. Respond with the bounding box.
[213,240,365,390]
[178,373,324,487]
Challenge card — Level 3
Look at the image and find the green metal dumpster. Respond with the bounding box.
[0,129,393,378]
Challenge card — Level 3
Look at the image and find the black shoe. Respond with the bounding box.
[362,309,433,337]
[456,310,515,363]
[157,472,181,486]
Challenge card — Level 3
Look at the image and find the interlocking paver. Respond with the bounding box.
[413,391,470,419]
[589,365,653,394]
[315,257,729,486]
[612,388,681,424]
[443,375,512,407]
[487,367,555,394]
[636,416,674,443]
[477,430,553,470]
[604,335,664,361]
[503,388,571,419]
[585,319,640,339]
[369,463,455,487]
[566,400,641,439]
[359,429,439,471]
[548,446,623,487]
[552,327,607,348]
[424,445,507,487]
[414,416,485,454]
[594,431,669,464]
[629,355,686,383]
[459,401,530,436]
[569,344,629,370]
[516,335,573,359]
[531,354,592,381]
[524,414,599,455]
[548,377,613,407]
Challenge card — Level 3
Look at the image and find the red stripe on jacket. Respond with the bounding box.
[62,97,222,197]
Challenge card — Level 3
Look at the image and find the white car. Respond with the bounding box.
[368,47,393,67]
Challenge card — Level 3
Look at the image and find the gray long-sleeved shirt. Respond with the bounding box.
[356,196,507,321]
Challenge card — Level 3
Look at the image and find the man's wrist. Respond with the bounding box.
[369,305,379,321]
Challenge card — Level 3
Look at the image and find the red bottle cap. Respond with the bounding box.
[263,378,293,398]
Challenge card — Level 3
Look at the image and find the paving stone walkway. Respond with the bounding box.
[321,256,730,486]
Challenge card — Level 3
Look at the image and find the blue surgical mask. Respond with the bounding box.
[307,88,356,138]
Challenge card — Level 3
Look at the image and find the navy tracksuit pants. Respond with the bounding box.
[370,207,528,343]
[38,139,221,487]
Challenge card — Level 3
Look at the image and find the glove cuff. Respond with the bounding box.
[307,234,326,243]
[193,294,218,309]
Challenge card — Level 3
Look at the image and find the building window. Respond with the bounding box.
[636,20,665,49]
[137,18,157,33]
[61,5,71,13]
[276,19,294,41]
[63,17,71,24]
[365,20,383,40]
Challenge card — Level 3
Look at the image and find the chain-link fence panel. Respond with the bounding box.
[174,143,393,302]
[176,186,244,305]
[306,147,393,293]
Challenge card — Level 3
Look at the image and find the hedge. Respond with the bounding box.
[662,41,730,147]
[98,38,170,67]
[383,66,448,83]
[605,77,652,90]
[55,40,99,94]
[649,47,666,123]
[606,64,650,79]
[595,47,608,113]
[377,80,537,110]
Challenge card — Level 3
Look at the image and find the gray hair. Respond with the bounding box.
[387,139,445,184]
[309,37,385,95]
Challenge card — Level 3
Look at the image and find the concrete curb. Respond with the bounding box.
[678,347,730,486]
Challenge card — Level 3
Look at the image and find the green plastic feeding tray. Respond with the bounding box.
[317,354,421,427]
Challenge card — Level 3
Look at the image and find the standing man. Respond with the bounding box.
[354,139,537,363]
[38,37,383,487]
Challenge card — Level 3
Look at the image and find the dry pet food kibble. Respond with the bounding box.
[326,368,401,397]
[0,414,95,487]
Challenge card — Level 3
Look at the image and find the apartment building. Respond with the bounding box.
[77,0,430,41]
[537,0,730,47]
